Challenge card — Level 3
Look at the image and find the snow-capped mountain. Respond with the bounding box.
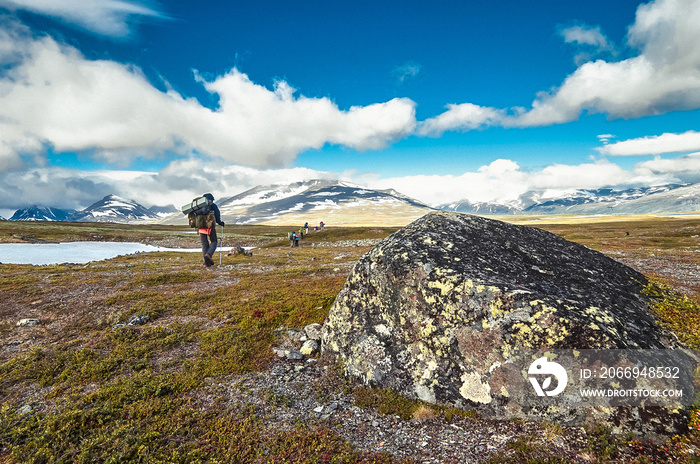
[10,206,73,221]
[69,195,160,223]
[148,204,179,217]
[162,180,435,226]
[439,183,698,215]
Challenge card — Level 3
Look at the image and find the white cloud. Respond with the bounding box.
[417,103,505,137]
[598,130,700,156]
[560,25,611,49]
[0,0,165,37]
[393,61,422,83]
[634,152,700,183]
[0,27,417,173]
[528,161,634,190]
[422,0,700,131]
[0,160,334,211]
[2,154,695,213]
[367,159,529,206]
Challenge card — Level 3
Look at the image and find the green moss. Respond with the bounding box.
[486,436,569,464]
[643,279,700,349]
[125,270,207,289]
[353,387,424,420]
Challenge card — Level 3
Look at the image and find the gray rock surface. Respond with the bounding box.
[322,212,687,434]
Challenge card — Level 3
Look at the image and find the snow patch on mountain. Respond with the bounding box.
[69,195,159,223]
[10,206,73,221]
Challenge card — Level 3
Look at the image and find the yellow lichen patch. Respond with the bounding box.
[459,371,492,404]
[420,318,438,338]
[427,274,459,296]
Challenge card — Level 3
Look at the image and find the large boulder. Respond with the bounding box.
[322,212,688,433]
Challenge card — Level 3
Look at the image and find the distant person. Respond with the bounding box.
[199,193,225,267]
[304,222,309,234]
[319,221,325,230]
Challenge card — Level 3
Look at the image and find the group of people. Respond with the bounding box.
[288,221,325,247]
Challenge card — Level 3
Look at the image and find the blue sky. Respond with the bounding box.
[1,0,700,214]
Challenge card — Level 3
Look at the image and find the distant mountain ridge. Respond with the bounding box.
[8,195,160,223]
[10,205,74,221]
[208,179,435,226]
[439,183,699,215]
[4,181,699,225]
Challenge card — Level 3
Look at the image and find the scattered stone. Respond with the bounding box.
[16,318,41,327]
[16,404,33,416]
[300,340,319,356]
[272,348,304,360]
[112,314,150,329]
[286,330,305,343]
[228,246,253,257]
[304,323,323,341]
[127,315,150,326]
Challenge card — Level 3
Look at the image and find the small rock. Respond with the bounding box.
[304,323,323,341]
[127,315,150,326]
[284,349,304,360]
[300,339,319,356]
[17,404,33,415]
[16,318,41,327]
[286,330,304,343]
[313,406,324,413]
[272,347,304,360]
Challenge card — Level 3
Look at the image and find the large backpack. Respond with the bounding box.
[181,195,213,216]
[188,211,215,229]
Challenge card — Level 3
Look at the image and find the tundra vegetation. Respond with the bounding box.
[0,216,699,463]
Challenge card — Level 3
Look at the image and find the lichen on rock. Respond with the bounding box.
[321,211,686,435]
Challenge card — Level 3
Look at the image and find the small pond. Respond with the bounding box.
[0,242,225,265]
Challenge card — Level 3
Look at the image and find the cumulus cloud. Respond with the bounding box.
[367,159,529,207]
[421,0,700,131]
[416,103,505,137]
[597,130,700,156]
[0,160,334,211]
[0,26,417,173]
[560,24,611,49]
[559,24,616,65]
[634,152,700,184]
[1,154,694,214]
[0,0,165,37]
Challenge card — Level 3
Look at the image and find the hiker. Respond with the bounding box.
[319,221,325,230]
[304,222,309,234]
[288,232,295,247]
[199,193,225,267]
[294,232,300,247]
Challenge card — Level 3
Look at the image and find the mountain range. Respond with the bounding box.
[162,179,436,226]
[3,181,700,225]
[8,195,164,223]
[439,183,700,216]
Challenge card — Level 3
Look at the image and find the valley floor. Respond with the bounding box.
[1,216,699,462]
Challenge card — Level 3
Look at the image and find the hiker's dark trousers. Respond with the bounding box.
[200,228,218,260]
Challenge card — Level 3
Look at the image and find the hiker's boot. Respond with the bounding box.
[204,254,215,266]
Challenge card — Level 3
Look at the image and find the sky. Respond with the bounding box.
[1,0,700,216]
